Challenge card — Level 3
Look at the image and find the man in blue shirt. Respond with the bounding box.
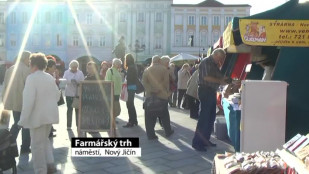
[192,48,227,151]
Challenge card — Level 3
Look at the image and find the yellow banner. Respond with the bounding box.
[239,19,309,47]
[223,22,234,49]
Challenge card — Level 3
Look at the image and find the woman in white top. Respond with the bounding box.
[177,63,191,108]
[63,60,84,129]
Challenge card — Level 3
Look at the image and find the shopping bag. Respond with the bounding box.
[120,84,128,102]
[57,91,65,106]
[71,97,79,109]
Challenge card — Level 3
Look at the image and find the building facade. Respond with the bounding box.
[0,1,6,61]
[2,0,250,66]
[171,0,250,55]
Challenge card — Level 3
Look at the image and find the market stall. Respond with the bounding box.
[231,0,309,140]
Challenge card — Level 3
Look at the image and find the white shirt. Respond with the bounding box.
[18,71,60,129]
[63,69,84,97]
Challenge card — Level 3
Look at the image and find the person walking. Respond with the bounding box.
[142,55,174,140]
[192,48,227,152]
[2,51,31,154]
[123,54,138,128]
[186,65,200,119]
[105,58,123,119]
[45,59,58,138]
[168,63,177,107]
[63,60,84,129]
[18,53,60,174]
[177,63,191,109]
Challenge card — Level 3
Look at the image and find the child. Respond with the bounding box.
[0,110,10,129]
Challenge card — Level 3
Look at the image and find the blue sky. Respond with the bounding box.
[173,0,291,15]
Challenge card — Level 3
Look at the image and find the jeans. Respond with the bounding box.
[172,91,177,106]
[126,90,138,124]
[192,86,217,147]
[66,97,79,128]
[10,111,31,150]
[144,98,173,138]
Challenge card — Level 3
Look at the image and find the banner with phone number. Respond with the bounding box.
[239,19,309,47]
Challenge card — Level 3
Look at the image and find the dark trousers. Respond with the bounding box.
[10,111,31,150]
[177,89,186,108]
[66,96,79,128]
[192,86,217,148]
[144,98,173,138]
[187,95,200,119]
[126,90,138,124]
[172,91,177,106]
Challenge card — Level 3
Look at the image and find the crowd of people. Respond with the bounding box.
[1,48,228,173]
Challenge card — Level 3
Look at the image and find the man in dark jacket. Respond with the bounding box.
[192,48,227,151]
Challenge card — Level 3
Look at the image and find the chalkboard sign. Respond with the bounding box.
[78,81,114,132]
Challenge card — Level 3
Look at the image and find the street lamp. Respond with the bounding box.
[129,40,146,63]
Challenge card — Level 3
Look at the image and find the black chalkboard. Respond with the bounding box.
[78,81,114,132]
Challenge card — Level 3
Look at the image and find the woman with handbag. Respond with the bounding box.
[105,58,123,120]
[63,60,84,130]
[123,54,138,128]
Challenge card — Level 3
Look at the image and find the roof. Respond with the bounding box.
[172,0,251,8]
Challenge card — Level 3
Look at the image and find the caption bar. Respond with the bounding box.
[71,138,141,157]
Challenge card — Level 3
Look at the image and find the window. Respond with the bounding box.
[56,34,62,46]
[87,36,92,47]
[22,12,28,24]
[11,12,16,24]
[73,36,78,46]
[10,34,16,47]
[213,31,219,44]
[57,12,62,24]
[155,37,162,49]
[0,34,4,47]
[45,34,51,47]
[213,16,220,25]
[155,12,162,22]
[188,16,195,25]
[225,16,232,26]
[100,36,105,47]
[86,13,92,24]
[200,32,207,47]
[175,32,182,47]
[187,34,194,47]
[137,12,144,22]
[46,12,51,24]
[175,15,182,25]
[32,34,39,46]
[201,16,207,26]
[120,13,126,22]
[0,13,4,24]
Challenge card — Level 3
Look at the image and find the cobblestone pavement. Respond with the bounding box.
[0,85,234,174]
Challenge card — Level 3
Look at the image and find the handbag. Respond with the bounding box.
[120,83,128,102]
[57,91,65,106]
[135,79,144,94]
[71,97,79,109]
[146,95,167,113]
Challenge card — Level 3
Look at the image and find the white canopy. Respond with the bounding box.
[170,53,200,62]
